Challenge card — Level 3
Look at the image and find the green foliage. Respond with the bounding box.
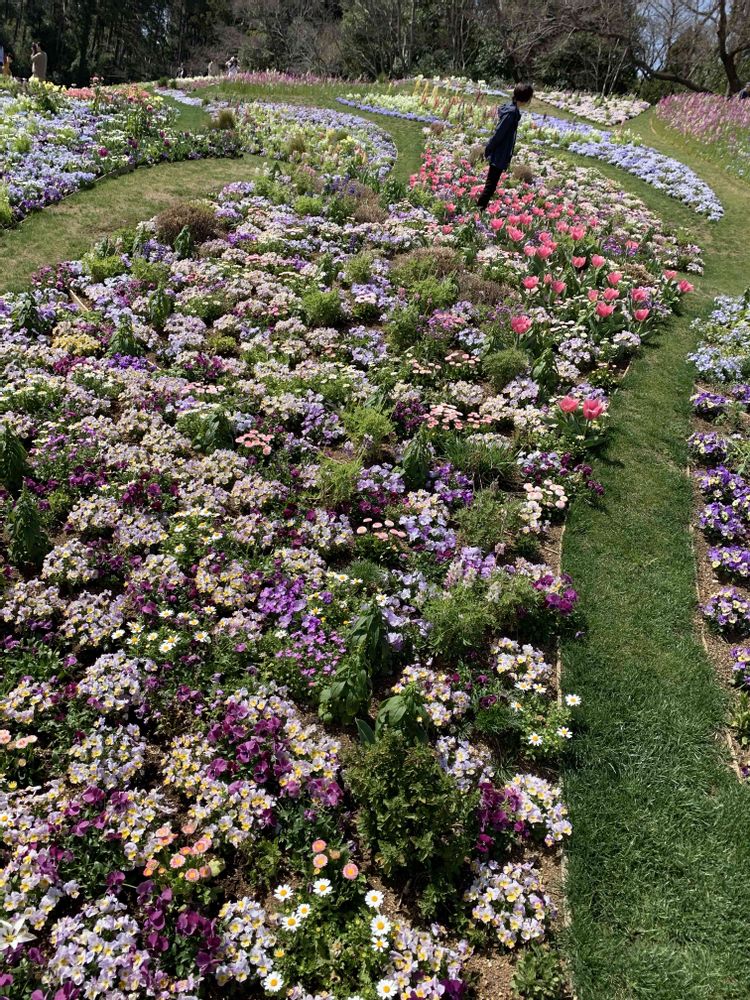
[301,288,344,328]
[341,406,394,457]
[327,195,356,224]
[343,558,387,591]
[410,274,458,313]
[318,604,390,725]
[342,251,374,286]
[443,433,518,485]
[0,183,13,227]
[84,253,126,283]
[457,489,525,550]
[384,304,421,350]
[107,316,143,357]
[375,684,429,742]
[6,486,50,568]
[174,225,193,260]
[198,408,235,454]
[346,730,473,916]
[212,108,237,130]
[293,194,325,217]
[483,347,531,391]
[511,944,569,999]
[148,285,174,331]
[423,584,497,660]
[401,429,432,491]
[155,203,219,247]
[0,424,30,495]
[731,691,750,748]
[318,457,362,506]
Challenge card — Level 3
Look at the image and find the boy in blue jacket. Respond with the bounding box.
[476,82,534,209]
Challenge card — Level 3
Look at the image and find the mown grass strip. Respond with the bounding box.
[562,109,750,1000]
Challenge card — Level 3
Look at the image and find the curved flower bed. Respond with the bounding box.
[0,84,239,228]
[0,108,698,996]
[688,293,750,772]
[656,92,750,180]
[525,114,724,220]
[237,101,397,180]
[337,94,447,124]
[534,89,649,126]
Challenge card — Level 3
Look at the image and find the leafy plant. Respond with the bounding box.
[7,486,50,568]
[0,424,30,495]
[342,406,394,457]
[731,691,750,748]
[173,225,193,260]
[423,583,497,660]
[401,429,432,490]
[198,408,235,454]
[483,347,530,390]
[375,684,429,742]
[346,730,474,916]
[301,288,344,327]
[511,944,569,999]
[318,604,390,725]
[107,316,143,357]
[457,489,526,550]
[318,456,362,506]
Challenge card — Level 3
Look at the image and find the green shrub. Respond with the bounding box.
[342,406,394,456]
[457,489,526,550]
[0,183,13,227]
[6,486,49,568]
[384,304,421,350]
[483,347,530,390]
[327,195,356,224]
[285,132,307,155]
[293,194,325,217]
[301,288,344,328]
[443,434,518,485]
[0,425,30,495]
[154,202,220,247]
[212,108,236,130]
[346,730,473,916]
[318,457,362,506]
[410,274,458,313]
[423,584,497,660]
[343,251,374,286]
[343,558,387,591]
[83,253,127,284]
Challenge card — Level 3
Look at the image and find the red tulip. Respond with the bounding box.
[582,398,605,420]
[511,315,532,335]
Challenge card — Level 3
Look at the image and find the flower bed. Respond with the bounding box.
[524,114,724,220]
[656,92,750,180]
[337,94,447,124]
[688,293,750,773]
[236,101,397,180]
[0,82,239,227]
[534,89,650,126]
[0,107,698,996]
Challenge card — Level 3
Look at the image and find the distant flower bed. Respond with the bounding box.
[656,92,750,179]
[0,82,239,227]
[535,89,650,125]
[237,101,397,180]
[337,93,447,123]
[688,293,750,772]
[525,114,724,220]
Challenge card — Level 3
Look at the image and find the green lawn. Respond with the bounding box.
[561,107,750,1000]
[2,84,750,999]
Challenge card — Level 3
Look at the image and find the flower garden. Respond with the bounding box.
[656,92,750,180]
[0,81,238,228]
[1,70,750,1000]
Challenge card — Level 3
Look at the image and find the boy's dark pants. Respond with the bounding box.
[477,163,503,208]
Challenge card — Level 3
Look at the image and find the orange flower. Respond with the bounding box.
[143,859,158,876]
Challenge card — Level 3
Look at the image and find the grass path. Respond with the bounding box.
[561,109,750,999]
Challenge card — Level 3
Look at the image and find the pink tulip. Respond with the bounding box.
[490,218,503,231]
[678,279,694,293]
[508,226,525,241]
[603,288,620,301]
[633,308,650,322]
[591,254,605,268]
[663,269,677,280]
[631,287,649,303]
[587,289,599,302]
[570,225,586,241]
[582,398,605,420]
[558,396,580,414]
[537,245,553,260]
[552,280,566,295]
[595,302,615,318]
[524,244,537,256]
[607,271,622,286]
[522,276,539,289]
[511,315,532,335]
[572,256,587,268]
